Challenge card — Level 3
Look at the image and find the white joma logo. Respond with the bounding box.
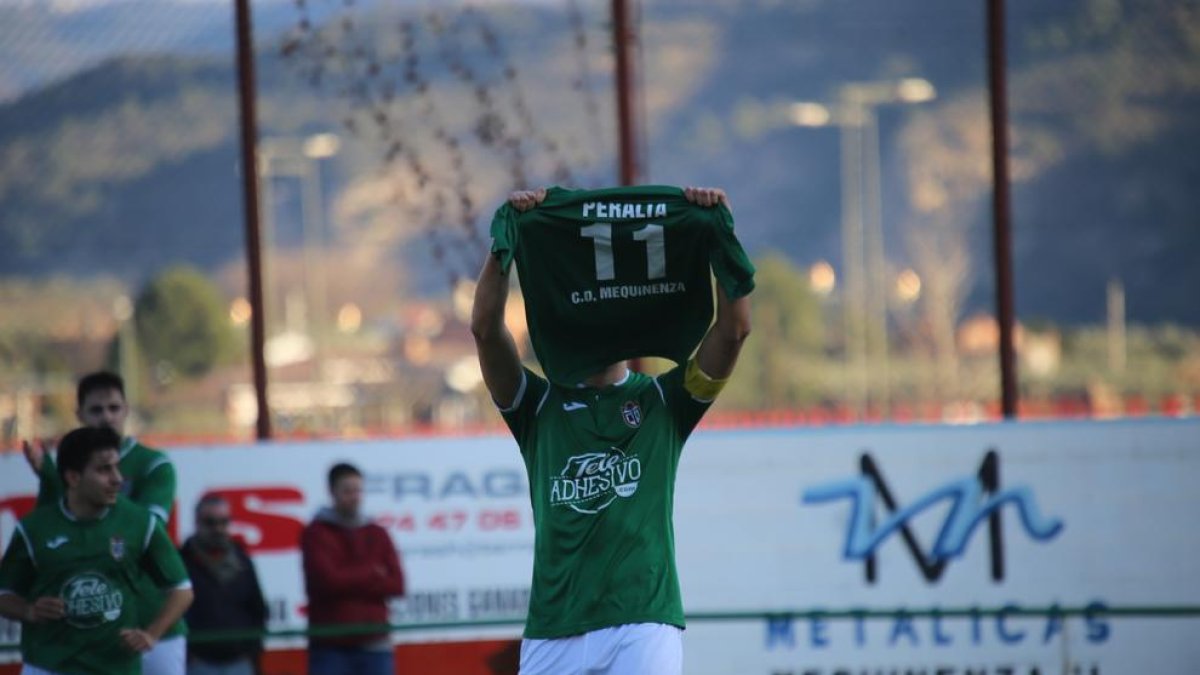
[562,402,588,411]
[46,536,69,549]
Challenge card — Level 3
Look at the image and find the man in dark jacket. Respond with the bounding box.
[301,462,405,675]
[181,494,268,675]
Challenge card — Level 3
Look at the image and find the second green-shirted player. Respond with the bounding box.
[0,427,193,675]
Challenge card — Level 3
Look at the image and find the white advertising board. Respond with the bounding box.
[2,419,1198,673]
[673,420,1200,674]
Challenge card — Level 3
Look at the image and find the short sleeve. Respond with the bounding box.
[0,524,37,598]
[134,454,176,525]
[141,519,190,590]
[656,361,715,442]
[499,367,550,453]
[708,205,756,300]
[488,203,520,272]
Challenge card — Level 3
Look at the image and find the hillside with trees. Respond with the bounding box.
[0,0,1197,325]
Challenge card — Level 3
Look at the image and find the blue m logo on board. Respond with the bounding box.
[802,450,1063,583]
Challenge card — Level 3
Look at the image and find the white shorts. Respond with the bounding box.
[519,623,683,675]
[142,635,187,675]
[21,636,185,675]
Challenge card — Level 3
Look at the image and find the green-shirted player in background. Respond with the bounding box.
[21,372,186,675]
[471,187,753,674]
[0,426,193,675]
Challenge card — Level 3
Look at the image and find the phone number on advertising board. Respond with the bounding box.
[374,509,523,533]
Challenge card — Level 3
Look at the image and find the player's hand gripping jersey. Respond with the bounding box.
[489,185,756,385]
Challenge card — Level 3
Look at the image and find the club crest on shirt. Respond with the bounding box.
[110,536,125,561]
[621,401,642,428]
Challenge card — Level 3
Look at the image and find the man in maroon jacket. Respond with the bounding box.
[301,462,405,675]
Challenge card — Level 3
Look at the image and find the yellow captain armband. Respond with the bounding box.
[684,359,728,403]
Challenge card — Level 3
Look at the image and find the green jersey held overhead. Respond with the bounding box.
[0,497,191,675]
[501,359,717,639]
[490,185,756,385]
[37,436,185,641]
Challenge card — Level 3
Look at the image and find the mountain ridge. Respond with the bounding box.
[1,0,1197,325]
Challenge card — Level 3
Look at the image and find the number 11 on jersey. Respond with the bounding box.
[580,223,665,281]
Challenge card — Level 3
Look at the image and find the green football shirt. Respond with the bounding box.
[501,361,712,639]
[0,497,191,675]
[490,185,756,385]
[37,436,184,640]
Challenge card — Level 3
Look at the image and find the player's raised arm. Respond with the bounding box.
[694,284,751,379]
[22,439,66,508]
[471,189,545,409]
[686,187,752,379]
[21,440,45,474]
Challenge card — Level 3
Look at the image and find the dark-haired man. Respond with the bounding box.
[473,187,753,674]
[301,463,405,675]
[22,371,186,675]
[0,426,193,675]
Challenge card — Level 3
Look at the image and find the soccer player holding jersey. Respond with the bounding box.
[21,372,186,675]
[0,426,193,675]
[471,187,753,674]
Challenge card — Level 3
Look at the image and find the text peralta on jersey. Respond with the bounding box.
[490,185,755,385]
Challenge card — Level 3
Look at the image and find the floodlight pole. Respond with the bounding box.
[234,0,272,440]
[612,0,640,186]
[613,0,646,373]
[987,0,1018,419]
